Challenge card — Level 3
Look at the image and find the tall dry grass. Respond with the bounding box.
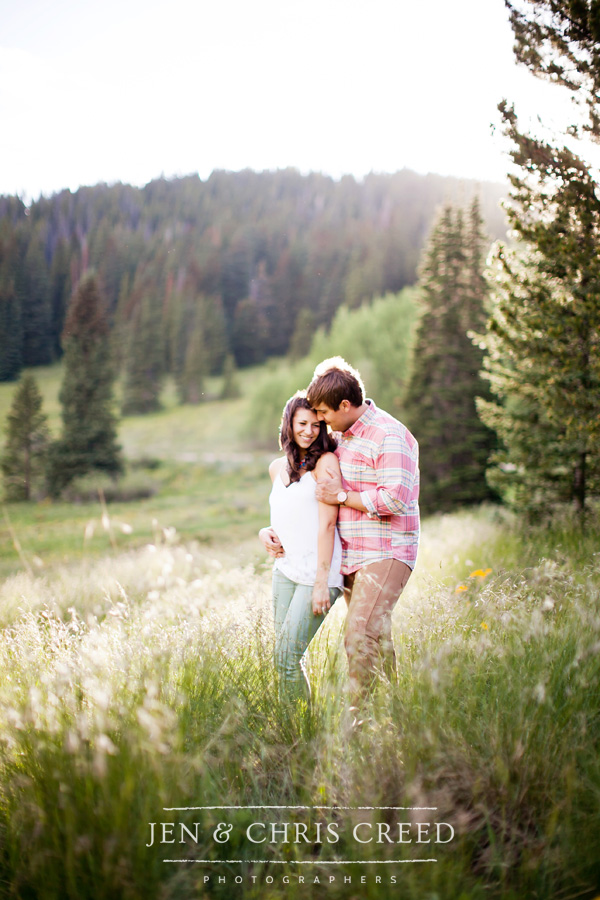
[0,508,599,898]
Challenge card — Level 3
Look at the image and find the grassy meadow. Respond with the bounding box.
[0,366,600,899]
[0,364,276,579]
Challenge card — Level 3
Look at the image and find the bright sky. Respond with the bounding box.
[0,0,595,200]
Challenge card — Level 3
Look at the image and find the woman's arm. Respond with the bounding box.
[258,457,286,557]
[259,526,284,557]
[268,456,286,482]
[312,453,341,614]
[314,464,369,512]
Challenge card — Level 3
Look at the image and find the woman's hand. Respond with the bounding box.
[259,526,284,558]
[312,581,331,616]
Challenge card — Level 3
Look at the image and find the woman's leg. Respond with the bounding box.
[272,571,338,700]
[272,569,296,641]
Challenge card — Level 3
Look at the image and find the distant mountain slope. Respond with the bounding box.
[0,168,507,380]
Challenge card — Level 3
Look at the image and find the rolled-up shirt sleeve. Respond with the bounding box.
[360,431,418,518]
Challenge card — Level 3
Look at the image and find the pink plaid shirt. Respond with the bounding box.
[335,400,420,574]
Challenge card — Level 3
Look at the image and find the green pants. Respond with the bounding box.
[272,570,341,701]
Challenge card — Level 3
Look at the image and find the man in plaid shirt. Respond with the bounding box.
[307,357,420,701]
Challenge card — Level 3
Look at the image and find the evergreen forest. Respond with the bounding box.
[0,168,507,386]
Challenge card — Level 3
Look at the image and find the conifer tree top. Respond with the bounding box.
[63,272,110,344]
[505,0,600,139]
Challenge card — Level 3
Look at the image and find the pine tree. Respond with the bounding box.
[49,239,71,359]
[404,199,496,513]
[220,353,241,400]
[0,214,28,382]
[111,272,132,369]
[121,286,164,415]
[289,308,316,361]
[477,106,600,522]
[21,233,53,367]
[200,295,229,375]
[474,0,600,524]
[231,298,268,367]
[1,373,49,501]
[505,0,600,139]
[178,319,207,404]
[165,289,188,384]
[47,273,122,495]
[0,278,23,381]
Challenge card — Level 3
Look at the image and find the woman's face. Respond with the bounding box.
[292,407,321,451]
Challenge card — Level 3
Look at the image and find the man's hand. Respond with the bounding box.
[315,466,343,506]
[259,526,285,558]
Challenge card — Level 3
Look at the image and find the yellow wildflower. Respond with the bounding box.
[481,622,489,630]
[470,568,492,578]
[455,585,468,592]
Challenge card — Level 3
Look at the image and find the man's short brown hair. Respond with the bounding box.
[306,356,365,410]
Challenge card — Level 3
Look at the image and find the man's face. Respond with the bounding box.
[312,400,353,433]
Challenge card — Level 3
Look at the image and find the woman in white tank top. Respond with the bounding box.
[259,392,343,701]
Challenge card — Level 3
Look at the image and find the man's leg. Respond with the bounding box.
[343,559,412,699]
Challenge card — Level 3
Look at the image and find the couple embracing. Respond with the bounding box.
[259,357,420,705]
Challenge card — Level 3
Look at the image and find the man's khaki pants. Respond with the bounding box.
[343,559,412,699]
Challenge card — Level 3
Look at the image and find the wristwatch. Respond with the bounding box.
[337,490,348,506]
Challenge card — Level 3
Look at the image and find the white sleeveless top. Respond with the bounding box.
[269,470,343,588]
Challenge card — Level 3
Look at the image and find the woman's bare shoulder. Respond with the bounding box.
[315,451,340,475]
[268,456,287,482]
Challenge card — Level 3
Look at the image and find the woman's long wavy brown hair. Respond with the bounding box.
[279,391,337,484]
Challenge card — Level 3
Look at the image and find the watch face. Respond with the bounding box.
[337,491,347,504]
